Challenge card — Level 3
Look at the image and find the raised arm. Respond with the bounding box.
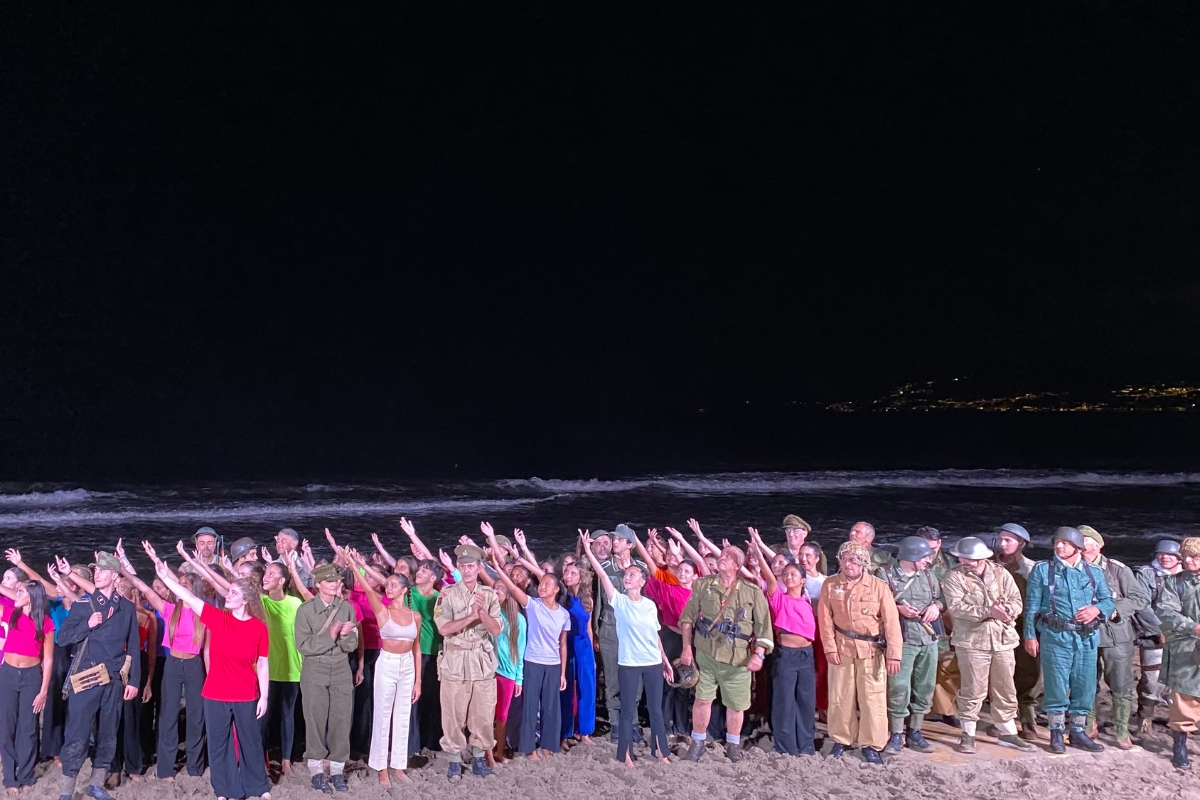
[665,527,711,576]
[154,560,208,617]
[47,564,81,608]
[5,549,57,596]
[631,530,657,571]
[489,551,531,608]
[687,518,722,557]
[370,533,397,569]
[399,518,435,562]
[581,532,617,602]
[512,528,538,567]
[59,557,96,596]
[749,530,778,595]
[285,552,314,601]
[344,549,386,620]
[177,541,230,597]
[114,541,167,614]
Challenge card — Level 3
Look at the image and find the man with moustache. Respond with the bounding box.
[1023,527,1115,754]
[193,527,220,567]
[993,523,1042,740]
[1079,525,1148,749]
[1134,539,1182,731]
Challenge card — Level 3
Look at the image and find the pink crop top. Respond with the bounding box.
[0,605,54,658]
[160,602,204,655]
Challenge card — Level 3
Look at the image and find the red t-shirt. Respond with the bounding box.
[200,604,270,702]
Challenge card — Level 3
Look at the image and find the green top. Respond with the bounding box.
[679,575,774,666]
[408,587,442,655]
[261,594,303,682]
[880,564,941,647]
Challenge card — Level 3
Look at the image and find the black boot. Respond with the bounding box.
[1172,730,1191,770]
[683,738,705,762]
[883,733,904,754]
[1049,728,1065,755]
[1067,725,1104,752]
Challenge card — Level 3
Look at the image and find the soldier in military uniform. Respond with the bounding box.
[1154,536,1200,770]
[229,536,258,573]
[993,522,1042,740]
[1079,525,1149,749]
[1134,539,1181,731]
[881,537,942,755]
[434,544,502,781]
[848,521,894,573]
[679,545,773,763]
[916,527,956,581]
[295,563,360,793]
[917,527,963,728]
[1023,527,1115,754]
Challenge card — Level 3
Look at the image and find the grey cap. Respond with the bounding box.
[1155,539,1182,556]
[996,523,1030,543]
[897,536,934,563]
[1052,526,1086,550]
[949,536,994,560]
[194,526,218,541]
[613,524,637,543]
[229,537,257,562]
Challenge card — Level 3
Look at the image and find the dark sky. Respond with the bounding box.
[3,5,1199,479]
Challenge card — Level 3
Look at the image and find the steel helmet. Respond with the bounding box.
[669,657,700,689]
[995,523,1030,543]
[229,537,257,562]
[897,536,934,563]
[949,536,994,560]
[1155,539,1182,556]
[1052,527,1085,550]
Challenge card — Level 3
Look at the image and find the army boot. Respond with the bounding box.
[1112,698,1134,750]
[683,737,706,762]
[1171,730,1191,770]
[1049,728,1066,755]
[884,733,904,753]
[1067,715,1104,752]
[1019,722,1040,742]
[956,734,975,754]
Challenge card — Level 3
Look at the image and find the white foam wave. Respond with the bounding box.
[0,497,543,529]
[0,489,114,507]
[501,470,1200,495]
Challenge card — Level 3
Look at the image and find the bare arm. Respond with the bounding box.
[489,552,531,608]
[155,561,208,617]
[631,531,657,571]
[6,549,57,596]
[750,531,778,596]
[399,518,435,562]
[344,549,387,621]
[285,554,314,601]
[665,527,711,576]
[580,532,617,602]
[371,533,397,568]
[176,541,230,597]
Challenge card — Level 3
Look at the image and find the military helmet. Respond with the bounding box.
[1052,526,1085,551]
[897,536,934,563]
[229,537,257,562]
[1155,539,1182,556]
[995,522,1030,543]
[949,536,994,560]
[669,657,700,689]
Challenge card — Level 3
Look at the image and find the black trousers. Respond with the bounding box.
[156,654,207,778]
[414,652,442,751]
[40,643,72,759]
[259,680,300,763]
[113,651,149,775]
[519,661,561,754]
[771,645,816,755]
[0,664,42,788]
[203,699,269,800]
[350,648,378,757]
[617,664,668,762]
[61,679,124,778]
[659,628,692,735]
[140,649,163,764]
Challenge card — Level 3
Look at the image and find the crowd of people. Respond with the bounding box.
[1,514,1199,800]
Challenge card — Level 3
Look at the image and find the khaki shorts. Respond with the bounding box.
[694,649,752,711]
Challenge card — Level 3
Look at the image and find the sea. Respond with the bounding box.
[2,469,1199,572]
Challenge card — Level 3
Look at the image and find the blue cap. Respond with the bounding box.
[996,523,1030,543]
[194,526,217,539]
[1155,539,1181,556]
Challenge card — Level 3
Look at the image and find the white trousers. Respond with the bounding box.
[369,650,416,771]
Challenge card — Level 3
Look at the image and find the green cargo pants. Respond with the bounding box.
[887,640,939,733]
[301,657,355,762]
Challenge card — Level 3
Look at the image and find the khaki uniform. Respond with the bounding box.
[942,563,1022,731]
[1000,554,1042,725]
[679,576,773,711]
[295,596,360,763]
[818,574,903,750]
[434,581,502,760]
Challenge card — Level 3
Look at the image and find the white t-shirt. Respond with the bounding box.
[523,597,570,666]
[610,592,662,667]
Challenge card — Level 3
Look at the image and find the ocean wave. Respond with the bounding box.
[500,470,1200,495]
[0,489,132,507]
[0,496,543,529]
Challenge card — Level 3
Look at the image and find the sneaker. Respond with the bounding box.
[956,734,976,754]
[446,761,463,782]
[471,757,495,778]
[85,789,116,800]
[1019,723,1040,742]
[683,738,705,762]
[997,734,1036,752]
[829,743,845,759]
[329,774,348,793]
[725,742,744,763]
[862,747,883,765]
[906,730,934,753]
[311,775,334,795]
[883,733,904,754]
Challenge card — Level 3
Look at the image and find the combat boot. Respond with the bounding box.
[1067,724,1104,752]
[1049,728,1065,754]
[906,729,934,753]
[725,741,744,763]
[471,757,495,778]
[862,747,883,765]
[1019,722,1040,742]
[683,737,705,762]
[956,734,975,754]
[1112,698,1133,750]
[1171,730,1191,770]
[884,733,904,754]
[828,743,845,759]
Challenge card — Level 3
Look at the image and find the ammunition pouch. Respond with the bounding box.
[695,614,753,643]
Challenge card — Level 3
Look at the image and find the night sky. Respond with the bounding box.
[4,5,1199,480]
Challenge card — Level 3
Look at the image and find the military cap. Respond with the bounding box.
[229,537,257,562]
[996,523,1030,543]
[613,524,637,543]
[90,552,122,573]
[1155,539,1181,556]
[194,526,218,542]
[455,544,486,564]
[1078,525,1104,548]
[312,563,343,583]
[1052,527,1086,550]
[782,514,812,533]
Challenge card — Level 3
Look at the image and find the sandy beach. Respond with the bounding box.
[28,717,1198,800]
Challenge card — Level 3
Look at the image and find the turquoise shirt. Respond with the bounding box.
[1024,556,1115,648]
[493,611,527,685]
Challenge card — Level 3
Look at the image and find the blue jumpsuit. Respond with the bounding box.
[561,595,597,738]
[1023,557,1115,727]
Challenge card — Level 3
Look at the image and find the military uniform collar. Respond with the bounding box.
[1054,555,1085,571]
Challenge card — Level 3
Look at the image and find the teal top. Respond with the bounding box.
[1024,556,1115,647]
[493,610,527,685]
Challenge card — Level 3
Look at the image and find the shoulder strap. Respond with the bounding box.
[1176,573,1188,597]
[316,598,342,637]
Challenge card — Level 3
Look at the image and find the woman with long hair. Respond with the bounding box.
[491,579,525,763]
[0,580,54,794]
[560,560,596,746]
[259,561,302,777]
[153,552,271,800]
[345,551,421,787]
[799,541,829,719]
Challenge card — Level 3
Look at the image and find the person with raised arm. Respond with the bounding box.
[435,543,502,780]
[490,536,569,762]
[594,524,649,741]
[55,552,141,800]
[153,557,270,800]
[257,559,302,777]
[405,548,443,753]
[268,528,312,589]
[650,528,711,739]
[344,549,421,787]
[749,527,817,756]
[581,532,673,767]
[107,548,157,787]
[399,517,436,562]
[559,542,597,747]
[0,577,54,794]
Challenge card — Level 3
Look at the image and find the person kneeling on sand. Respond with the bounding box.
[679,545,773,763]
[818,541,902,765]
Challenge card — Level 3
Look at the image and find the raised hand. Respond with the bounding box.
[480,521,495,540]
[458,535,478,548]
[324,528,337,549]
[665,526,684,540]
[747,526,761,542]
[220,554,234,573]
[371,532,386,550]
[667,539,683,561]
[55,555,71,574]
[399,518,416,537]
[142,541,160,563]
[176,540,188,559]
[580,530,593,550]
[686,518,704,538]
[4,548,21,566]
[438,549,455,573]
[513,529,527,547]
[260,546,273,563]
[722,538,733,550]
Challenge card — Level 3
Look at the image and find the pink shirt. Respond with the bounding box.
[348,588,380,649]
[767,586,817,640]
[0,605,54,658]
[645,577,691,629]
[160,602,204,655]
